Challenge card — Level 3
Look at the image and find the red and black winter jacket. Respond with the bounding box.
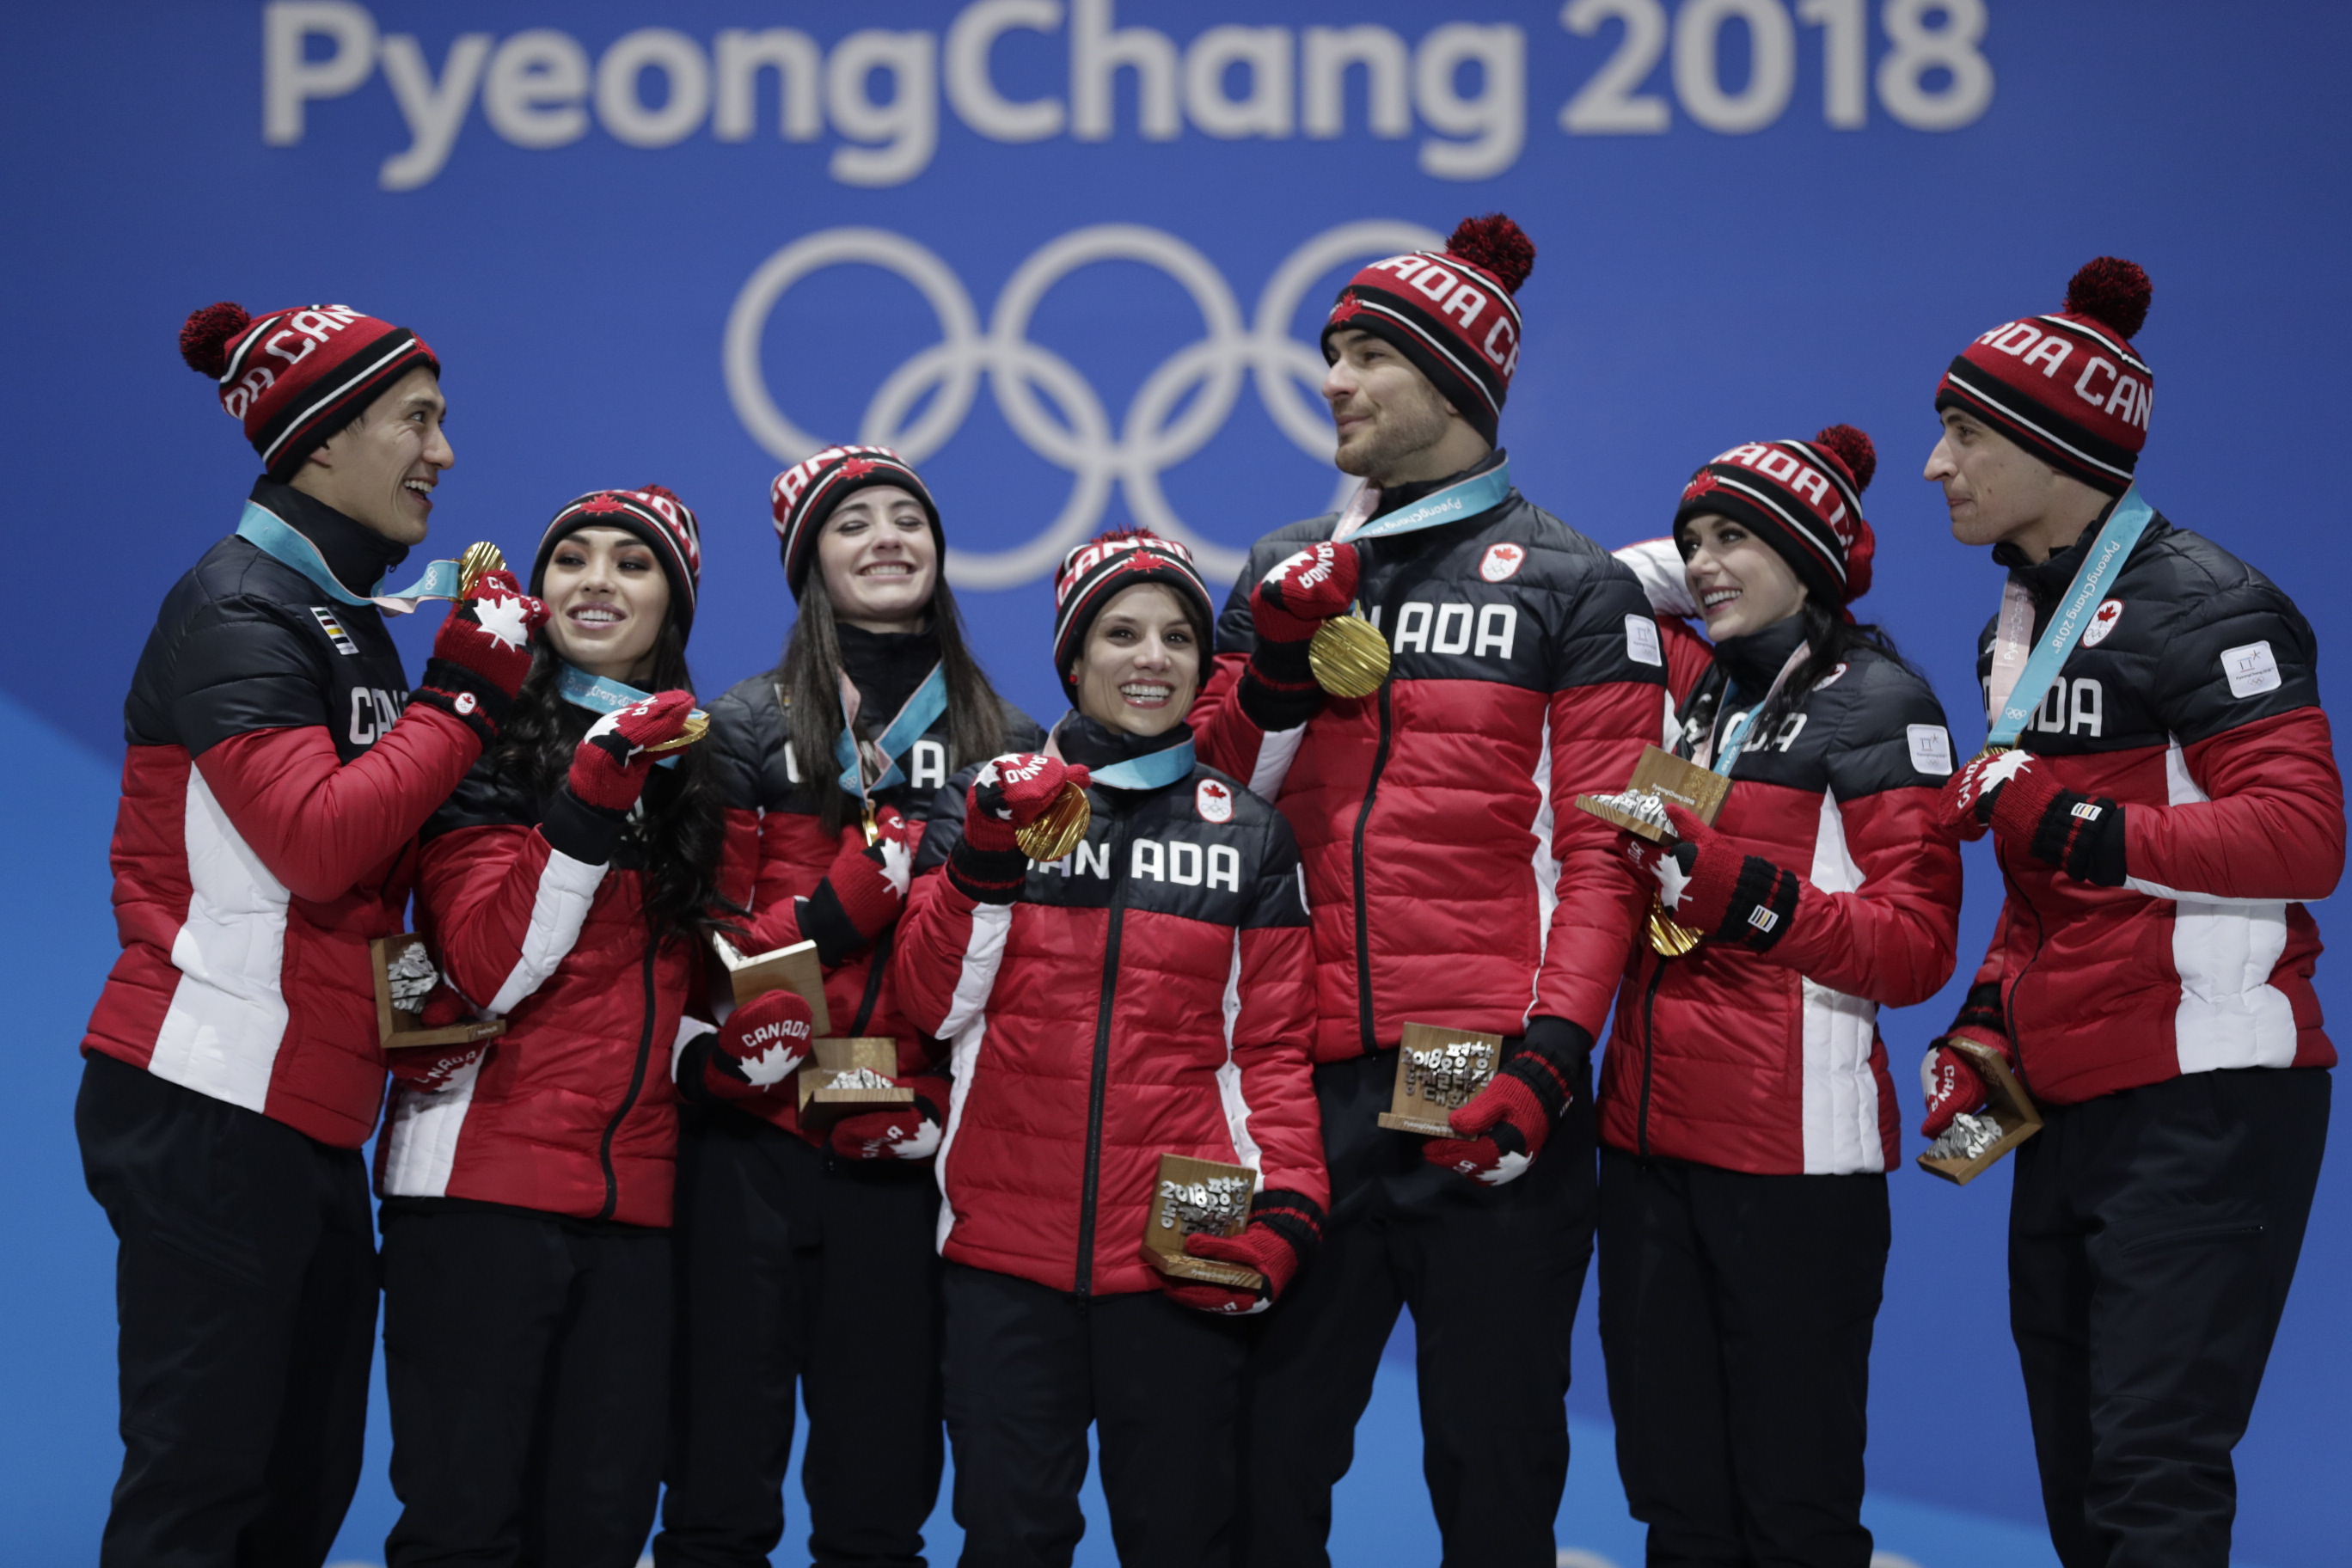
[701,628,1043,1135]
[1601,544,1963,1174]
[891,720,1327,1297]
[83,481,483,1148]
[1190,456,1665,1061]
[376,753,702,1227]
[1957,505,2342,1106]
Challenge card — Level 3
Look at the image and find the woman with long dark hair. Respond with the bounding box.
[1599,426,1963,1567]
[374,485,732,1566]
[657,445,1042,1568]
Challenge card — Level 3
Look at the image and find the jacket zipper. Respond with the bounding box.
[1353,682,1396,1054]
[1635,962,1668,1157]
[1073,807,1135,1298]
[596,944,659,1222]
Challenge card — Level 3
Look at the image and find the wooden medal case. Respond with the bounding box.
[793,1036,917,1123]
[1915,1039,2044,1185]
[1142,1153,1265,1291]
[707,933,832,1037]
[1376,1021,1507,1137]
[1573,744,1733,843]
[370,934,505,1051]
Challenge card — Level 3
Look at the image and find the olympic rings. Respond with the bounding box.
[722,219,1442,588]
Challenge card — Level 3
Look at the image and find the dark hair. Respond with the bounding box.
[781,564,1009,835]
[487,619,731,944]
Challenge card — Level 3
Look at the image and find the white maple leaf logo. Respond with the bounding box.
[472,593,531,650]
[1651,848,1694,912]
[876,836,913,898]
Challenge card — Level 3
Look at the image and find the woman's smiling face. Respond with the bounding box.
[1678,512,1807,640]
[817,485,936,631]
[540,525,670,681]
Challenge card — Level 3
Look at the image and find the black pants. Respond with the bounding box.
[1236,1047,1598,1568]
[379,1204,671,1567]
[1597,1151,1890,1568]
[656,1110,945,1568]
[2009,1065,2329,1568]
[942,1262,1250,1568]
[74,1050,377,1568]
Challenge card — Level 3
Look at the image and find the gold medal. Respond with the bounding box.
[456,541,506,597]
[1645,899,1703,959]
[1308,614,1390,699]
[858,805,881,846]
[1014,781,1092,862]
[641,712,709,756]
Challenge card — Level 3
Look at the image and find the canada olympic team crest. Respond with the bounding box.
[724,219,1442,590]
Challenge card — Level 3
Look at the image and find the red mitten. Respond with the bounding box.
[950,755,1091,903]
[1424,1073,1551,1186]
[411,569,548,746]
[804,805,915,964]
[1919,981,2012,1138]
[567,689,696,815]
[387,1039,488,1093]
[1250,542,1362,642]
[820,1074,949,1161]
[699,989,815,1102]
[1936,747,2037,843]
[1649,804,1801,952]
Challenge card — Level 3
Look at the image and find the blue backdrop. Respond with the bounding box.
[5,3,2348,1564]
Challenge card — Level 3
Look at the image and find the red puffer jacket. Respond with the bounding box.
[699,644,1045,1134]
[1951,505,2342,1106]
[375,755,701,1227]
[1600,543,1963,1173]
[890,728,1326,1297]
[83,481,482,1148]
[1190,458,1664,1060]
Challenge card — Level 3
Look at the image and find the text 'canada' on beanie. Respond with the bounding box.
[180,302,439,483]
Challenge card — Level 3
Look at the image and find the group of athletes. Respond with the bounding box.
[77,212,2337,1568]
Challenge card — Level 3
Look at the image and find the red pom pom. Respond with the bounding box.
[1812,424,1877,493]
[2062,257,2151,340]
[179,302,250,377]
[1445,213,1534,295]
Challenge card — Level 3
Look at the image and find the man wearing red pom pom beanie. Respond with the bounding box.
[74,303,547,1567]
[1924,260,2341,1567]
[1189,216,1664,1566]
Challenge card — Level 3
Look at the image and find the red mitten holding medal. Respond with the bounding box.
[804,805,915,964]
[949,753,1091,903]
[1632,805,1802,952]
[1919,981,2013,1139]
[1150,1193,1322,1315]
[412,568,548,746]
[567,690,696,815]
[696,989,815,1104]
[820,1073,948,1161]
[1251,542,1363,643]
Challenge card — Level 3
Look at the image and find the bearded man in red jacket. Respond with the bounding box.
[76,302,544,1568]
[1923,258,2341,1568]
[1190,215,1663,1568]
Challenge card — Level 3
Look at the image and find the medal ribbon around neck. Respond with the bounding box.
[1063,728,1197,793]
[1694,640,1812,775]
[556,662,707,769]
[834,663,948,801]
[1983,486,2154,749]
[236,501,466,616]
[1328,459,1514,546]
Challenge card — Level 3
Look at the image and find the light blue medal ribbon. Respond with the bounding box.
[835,663,949,798]
[555,661,706,769]
[1082,734,1197,792]
[1985,486,2155,748]
[235,501,462,614]
[1330,459,1514,546]
[1695,640,1810,775]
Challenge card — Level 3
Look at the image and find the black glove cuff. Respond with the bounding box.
[542,786,625,866]
[1250,1188,1326,1263]
[1950,979,2006,1038]
[800,882,869,966]
[410,658,512,748]
[1239,640,1324,732]
[2032,790,2128,886]
[946,840,1029,905]
[1507,1017,1592,1122]
[1716,855,1801,952]
[675,1033,737,1107]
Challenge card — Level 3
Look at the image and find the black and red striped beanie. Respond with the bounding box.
[1321,213,1534,446]
[1935,258,2153,497]
[769,444,941,598]
[530,485,704,631]
[179,302,439,482]
[1050,530,1215,699]
[1675,425,1878,609]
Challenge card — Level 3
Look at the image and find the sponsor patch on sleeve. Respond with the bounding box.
[309,606,359,656]
[2221,640,2281,699]
[1907,723,1955,777]
[1624,614,1663,668]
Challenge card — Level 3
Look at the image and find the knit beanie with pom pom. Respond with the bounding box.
[178,301,438,481]
[1321,213,1536,446]
[1934,257,2154,496]
[1675,425,1880,609]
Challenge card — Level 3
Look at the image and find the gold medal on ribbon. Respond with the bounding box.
[456,541,506,597]
[858,805,881,846]
[1014,781,1092,862]
[641,712,710,756]
[1308,614,1390,699]
[1645,900,1703,959]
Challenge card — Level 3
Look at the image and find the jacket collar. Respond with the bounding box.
[1369,445,1508,521]
[1056,710,1191,786]
[248,476,409,597]
[1711,609,1810,694]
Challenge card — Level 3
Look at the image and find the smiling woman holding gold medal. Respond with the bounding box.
[1602,425,1962,1568]
[371,485,724,1568]
[888,528,1326,1568]
[657,446,1043,1568]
